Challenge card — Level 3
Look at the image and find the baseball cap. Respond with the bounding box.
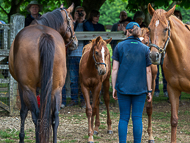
[126,22,140,30]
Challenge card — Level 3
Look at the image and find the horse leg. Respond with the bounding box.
[102,78,112,134]
[93,86,101,135]
[81,83,93,143]
[52,90,61,143]
[18,84,28,143]
[91,85,102,136]
[168,84,180,143]
[146,65,157,143]
[22,85,40,143]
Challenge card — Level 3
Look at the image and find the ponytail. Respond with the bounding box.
[128,25,141,37]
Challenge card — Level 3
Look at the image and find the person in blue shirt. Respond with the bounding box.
[84,9,105,32]
[61,6,86,108]
[112,22,152,143]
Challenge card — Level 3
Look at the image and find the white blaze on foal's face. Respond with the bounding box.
[101,47,105,62]
[155,20,159,27]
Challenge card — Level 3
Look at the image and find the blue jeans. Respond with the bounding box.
[155,65,167,93]
[117,93,146,143]
[62,56,84,105]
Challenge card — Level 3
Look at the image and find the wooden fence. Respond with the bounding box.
[0,14,25,115]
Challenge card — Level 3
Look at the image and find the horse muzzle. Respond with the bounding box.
[149,51,161,65]
[68,38,78,51]
[97,65,106,75]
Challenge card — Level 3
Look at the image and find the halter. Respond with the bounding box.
[92,45,106,69]
[149,21,171,63]
[60,8,75,47]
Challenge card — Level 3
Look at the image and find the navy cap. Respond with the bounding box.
[126,22,140,30]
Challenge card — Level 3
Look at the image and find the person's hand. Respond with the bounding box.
[113,89,118,100]
[117,24,122,31]
[120,25,126,33]
[147,92,152,102]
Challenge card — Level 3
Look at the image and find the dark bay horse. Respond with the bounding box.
[79,36,112,143]
[148,3,190,143]
[140,28,158,143]
[9,4,77,143]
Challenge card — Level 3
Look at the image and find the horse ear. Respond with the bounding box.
[105,38,112,44]
[60,3,64,8]
[165,5,176,19]
[67,3,74,13]
[148,3,155,16]
[96,36,102,43]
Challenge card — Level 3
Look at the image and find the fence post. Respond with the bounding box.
[9,14,25,116]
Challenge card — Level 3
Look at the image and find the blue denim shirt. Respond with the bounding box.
[112,36,152,95]
[68,23,84,57]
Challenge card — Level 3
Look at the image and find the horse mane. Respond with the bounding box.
[33,9,64,31]
[141,28,149,37]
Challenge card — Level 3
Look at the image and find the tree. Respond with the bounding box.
[126,0,190,25]
[0,0,107,23]
[0,0,190,24]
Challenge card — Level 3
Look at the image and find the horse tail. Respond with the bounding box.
[39,33,55,142]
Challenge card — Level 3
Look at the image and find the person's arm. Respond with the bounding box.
[112,60,119,100]
[146,65,152,102]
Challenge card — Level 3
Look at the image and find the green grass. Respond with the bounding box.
[0,129,20,139]
[59,140,77,143]
[152,112,171,120]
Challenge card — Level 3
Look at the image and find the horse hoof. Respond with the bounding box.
[88,141,94,143]
[107,130,113,134]
[148,140,155,143]
[94,130,98,135]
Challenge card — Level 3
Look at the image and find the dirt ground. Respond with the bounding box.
[0,100,190,143]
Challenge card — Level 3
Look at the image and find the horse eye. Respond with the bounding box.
[164,28,168,32]
[95,51,98,55]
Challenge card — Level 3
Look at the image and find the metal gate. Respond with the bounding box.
[0,14,25,115]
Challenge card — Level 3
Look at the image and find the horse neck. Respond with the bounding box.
[166,17,189,66]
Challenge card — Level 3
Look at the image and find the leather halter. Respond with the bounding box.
[60,8,75,47]
[149,21,171,63]
[92,45,106,69]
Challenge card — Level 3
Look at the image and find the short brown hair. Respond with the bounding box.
[88,9,100,22]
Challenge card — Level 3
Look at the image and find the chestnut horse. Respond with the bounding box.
[9,4,77,143]
[79,36,112,143]
[148,3,190,143]
[140,28,158,143]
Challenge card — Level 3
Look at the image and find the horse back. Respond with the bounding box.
[9,24,66,89]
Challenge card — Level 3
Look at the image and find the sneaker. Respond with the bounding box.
[164,91,168,97]
[60,104,65,109]
[154,92,159,97]
[67,101,78,107]
[80,100,86,109]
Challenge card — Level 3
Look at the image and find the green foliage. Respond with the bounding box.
[175,6,190,23]
[0,0,190,26]
[99,0,134,26]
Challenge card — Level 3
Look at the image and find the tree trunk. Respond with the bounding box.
[140,5,151,27]
[65,0,81,12]
[8,0,24,22]
[82,0,106,17]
